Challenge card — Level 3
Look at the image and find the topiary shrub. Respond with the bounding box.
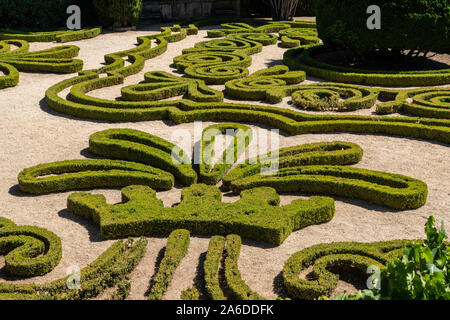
[92,0,142,28]
[315,0,450,55]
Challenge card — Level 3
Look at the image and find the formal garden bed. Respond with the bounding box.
[0,0,449,301]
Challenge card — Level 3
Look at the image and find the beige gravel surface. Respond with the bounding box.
[0,23,449,299]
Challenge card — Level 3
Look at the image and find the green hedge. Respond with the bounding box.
[376,87,450,119]
[199,123,253,185]
[279,27,320,48]
[283,240,414,299]
[173,33,277,85]
[67,183,334,245]
[89,129,197,186]
[0,238,147,300]
[204,236,227,300]
[225,65,306,103]
[18,159,174,194]
[0,27,102,43]
[148,229,190,300]
[224,234,264,300]
[291,83,379,111]
[93,0,142,28]
[0,39,82,90]
[121,71,223,102]
[284,44,450,86]
[222,141,363,190]
[228,165,428,210]
[0,217,62,278]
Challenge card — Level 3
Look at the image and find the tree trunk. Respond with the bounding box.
[266,0,299,21]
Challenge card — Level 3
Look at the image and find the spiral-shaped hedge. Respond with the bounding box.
[173,33,277,85]
[279,28,320,48]
[0,217,62,277]
[291,83,379,111]
[225,65,306,103]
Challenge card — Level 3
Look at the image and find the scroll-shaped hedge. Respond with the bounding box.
[0,39,83,90]
[283,240,413,299]
[148,229,190,300]
[0,217,62,277]
[89,129,197,185]
[18,159,174,194]
[291,83,379,111]
[225,65,306,103]
[121,71,223,102]
[222,141,364,190]
[67,183,334,245]
[279,27,320,48]
[228,165,428,210]
[0,238,147,300]
[199,123,253,185]
[174,33,277,84]
[377,87,450,119]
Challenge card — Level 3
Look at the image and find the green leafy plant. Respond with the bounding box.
[93,0,142,28]
[336,216,449,300]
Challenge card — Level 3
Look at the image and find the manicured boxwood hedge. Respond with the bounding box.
[173,33,278,85]
[67,183,334,245]
[0,217,62,277]
[0,39,83,89]
[223,234,264,300]
[121,71,223,102]
[18,159,174,194]
[148,229,190,300]
[0,238,147,300]
[199,123,253,185]
[89,129,197,186]
[279,27,320,48]
[228,165,428,210]
[222,141,363,190]
[225,65,306,103]
[204,236,227,300]
[284,44,450,86]
[0,27,102,43]
[283,240,415,299]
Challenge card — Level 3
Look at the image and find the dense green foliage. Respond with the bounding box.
[0,39,82,90]
[93,0,142,28]
[67,183,334,245]
[148,230,190,300]
[284,45,450,86]
[0,217,61,277]
[0,28,101,43]
[315,0,450,54]
[0,0,97,29]
[283,239,412,299]
[336,216,450,300]
[0,238,147,300]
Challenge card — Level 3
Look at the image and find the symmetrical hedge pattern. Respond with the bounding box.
[206,21,316,38]
[284,44,450,86]
[225,65,306,103]
[174,33,278,85]
[0,39,82,89]
[223,141,427,210]
[283,240,414,300]
[121,71,223,102]
[290,83,378,111]
[279,28,320,48]
[376,87,450,119]
[148,229,190,300]
[0,217,61,277]
[0,27,102,43]
[67,183,334,245]
[0,238,147,300]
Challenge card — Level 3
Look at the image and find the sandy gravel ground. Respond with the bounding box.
[0,21,449,300]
